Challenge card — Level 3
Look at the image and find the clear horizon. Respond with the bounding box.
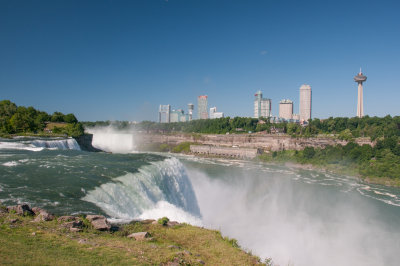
[1,0,399,121]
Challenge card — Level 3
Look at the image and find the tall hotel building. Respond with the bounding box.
[197,95,208,119]
[279,99,293,120]
[254,90,272,118]
[299,84,312,122]
[159,104,171,123]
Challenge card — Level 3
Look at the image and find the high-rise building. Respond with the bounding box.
[299,84,312,122]
[159,104,171,123]
[254,90,272,118]
[279,99,293,120]
[197,95,208,119]
[354,69,367,118]
[187,103,194,121]
[209,107,224,119]
[170,109,185,123]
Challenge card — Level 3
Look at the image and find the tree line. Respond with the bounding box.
[0,100,84,137]
[90,115,399,141]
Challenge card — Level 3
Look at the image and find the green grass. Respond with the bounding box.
[0,212,264,265]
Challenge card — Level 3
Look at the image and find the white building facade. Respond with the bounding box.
[299,84,312,122]
[279,99,293,120]
[254,90,272,118]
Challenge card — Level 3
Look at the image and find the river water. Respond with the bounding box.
[0,134,399,265]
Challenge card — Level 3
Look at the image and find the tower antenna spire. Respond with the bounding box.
[360,67,362,74]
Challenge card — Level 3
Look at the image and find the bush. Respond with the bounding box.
[303,147,315,159]
[157,217,169,226]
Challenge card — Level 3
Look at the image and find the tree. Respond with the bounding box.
[303,147,316,159]
[64,113,78,124]
[51,112,65,122]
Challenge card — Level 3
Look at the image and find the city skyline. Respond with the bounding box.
[1,0,399,121]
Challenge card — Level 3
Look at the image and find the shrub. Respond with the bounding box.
[157,217,169,226]
[303,147,316,159]
[223,236,240,248]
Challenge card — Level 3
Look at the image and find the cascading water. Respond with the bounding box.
[0,138,81,151]
[82,157,201,224]
[32,138,81,150]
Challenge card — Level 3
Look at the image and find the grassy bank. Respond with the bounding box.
[139,142,196,154]
[0,208,266,265]
[258,147,400,187]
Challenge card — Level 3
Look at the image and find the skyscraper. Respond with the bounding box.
[299,84,312,122]
[159,104,171,123]
[354,69,367,118]
[187,103,194,121]
[197,95,208,119]
[254,90,272,118]
[279,99,293,120]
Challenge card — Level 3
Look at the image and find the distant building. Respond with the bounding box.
[170,109,185,123]
[198,95,208,119]
[159,104,171,123]
[209,107,224,119]
[254,90,272,118]
[299,84,312,122]
[292,114,300,121]
[279,99,293,120]
[187,103,194,121]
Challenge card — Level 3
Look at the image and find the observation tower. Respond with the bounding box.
[354,68,367,118]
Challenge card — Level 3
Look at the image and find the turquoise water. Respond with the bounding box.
[1,136,400,265]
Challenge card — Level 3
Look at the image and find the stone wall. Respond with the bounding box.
[190,145,260,159]
[138,133,373,152]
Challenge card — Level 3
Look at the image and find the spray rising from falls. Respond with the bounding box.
[86,126,137,153]
[82,157,201,224]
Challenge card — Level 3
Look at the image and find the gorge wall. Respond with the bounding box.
[137,133,373,152]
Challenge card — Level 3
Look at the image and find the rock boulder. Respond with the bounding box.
[86,215,111,231]
[33,208,55,222]
[127,231,150,240]
[7,204,34,216]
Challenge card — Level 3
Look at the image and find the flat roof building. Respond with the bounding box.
[299,84,312,122]
[279,99,293,120]
[254,90,272,118]
[210,107,224,119]
[198,95,208,119]
[159,104,171,123]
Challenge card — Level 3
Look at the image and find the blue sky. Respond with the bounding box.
[1,0,399,121]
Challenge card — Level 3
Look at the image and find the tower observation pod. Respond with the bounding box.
[354,68,367,118]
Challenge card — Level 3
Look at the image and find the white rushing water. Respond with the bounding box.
[0,138,80,151]
[82,157,201,224]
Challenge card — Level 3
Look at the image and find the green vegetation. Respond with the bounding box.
[259,137,400,186]
[171,142,194,153]
[0,100,84,137]
[85,115,400,141]
[137,142,195,154]
[157,217,169,226]
[0,210,264,265]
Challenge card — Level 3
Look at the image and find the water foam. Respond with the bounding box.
[32,139,81,150]
[0,141,44,151]
[0,138,80,151]
[82,157,201,223]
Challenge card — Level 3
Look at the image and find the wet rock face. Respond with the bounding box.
[86,215,111,231]
[7,204,34,216]
[32,207,55,222]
